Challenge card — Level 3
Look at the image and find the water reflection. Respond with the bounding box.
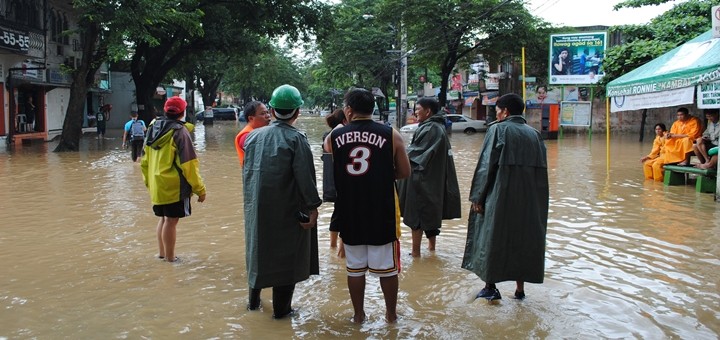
[0,117,718,338]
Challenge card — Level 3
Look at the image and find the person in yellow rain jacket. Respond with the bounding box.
[141,96,206,263]
[640,123,668,181]
[663,107,702,165]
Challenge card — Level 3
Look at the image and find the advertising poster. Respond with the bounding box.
[549,32,607,85]
[560,101,592,126]
[485,73,501,90]
[525,84,560,109]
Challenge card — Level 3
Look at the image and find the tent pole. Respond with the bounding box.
[606,97,610,174]
[639,109,647,142]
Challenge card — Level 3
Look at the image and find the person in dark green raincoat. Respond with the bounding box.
[462,93,548,301]
[397,97,461,257]
[243,84,322,318]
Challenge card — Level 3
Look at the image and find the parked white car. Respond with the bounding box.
[400,114,487,134]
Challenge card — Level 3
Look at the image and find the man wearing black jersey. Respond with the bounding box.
[325,88,410,323]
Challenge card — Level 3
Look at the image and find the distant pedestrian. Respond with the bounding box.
[97,104,112,139]
[123,112,147,162]
[141,96,206,263]
[325,88,411,323]
[24,96,37,131]
[243,84,321,319]
[462,93,548,301]
[203,106,214,125]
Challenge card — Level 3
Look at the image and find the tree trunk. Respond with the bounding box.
[439,65,451,108]
[135,80,156,124]
[54,22,102,152]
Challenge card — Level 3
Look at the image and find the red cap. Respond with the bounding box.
[164,96,187,114]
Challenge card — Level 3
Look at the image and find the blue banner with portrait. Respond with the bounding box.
[549,32,607,85]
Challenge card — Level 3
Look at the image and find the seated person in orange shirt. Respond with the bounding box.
[235,101,271,166]
[640,123,668,181]
[664,107,702,166]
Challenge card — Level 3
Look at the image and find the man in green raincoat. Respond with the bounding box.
[397,97,461,257]
[242,84,322,318]
[462,93,548,301]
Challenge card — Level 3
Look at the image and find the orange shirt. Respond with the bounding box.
[235,124,255,166]
[646,135,665,159]
[663,117,701,164]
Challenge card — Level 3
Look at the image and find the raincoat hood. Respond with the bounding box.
[145,118,184,149]
[420,113,446,126]
[489,114,526,127]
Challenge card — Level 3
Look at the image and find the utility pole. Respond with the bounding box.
[390,25,408,129]
[399,33,407,130]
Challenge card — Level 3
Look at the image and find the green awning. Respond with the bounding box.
[606,30,720,97]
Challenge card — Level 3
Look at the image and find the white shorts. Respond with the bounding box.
[344,241,401,277]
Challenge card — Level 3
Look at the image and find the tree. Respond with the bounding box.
[602,0,718,87]
[220,42,307,104]
[55,0,328,151]
[382,0,539,107]
[129,0,329,123]
[54,0,201,151]
[312,0,397,109]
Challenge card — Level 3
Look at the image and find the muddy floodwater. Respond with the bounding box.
[1,116,719,339]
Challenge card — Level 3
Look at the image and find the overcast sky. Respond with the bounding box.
[528,0,687,27]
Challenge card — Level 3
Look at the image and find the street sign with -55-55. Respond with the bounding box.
[0,26,30,53]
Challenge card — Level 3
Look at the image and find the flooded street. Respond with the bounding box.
[1,116,719,339]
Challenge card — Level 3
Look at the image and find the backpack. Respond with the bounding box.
[130,120,145,141]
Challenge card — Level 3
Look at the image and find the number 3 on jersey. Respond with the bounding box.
[346,146,370,175]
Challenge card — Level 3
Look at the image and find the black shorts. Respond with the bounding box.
[701,139,715,150]
[153,197,191,218]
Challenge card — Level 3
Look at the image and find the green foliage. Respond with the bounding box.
[602,0,719,87]
[311,0,397,105]
[222,42,307,103]
[377,0,541,105]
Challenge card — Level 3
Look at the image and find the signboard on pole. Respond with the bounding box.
[560,101,592,126]
[713,5,720,38]
[549,32,607,85]
[698,80,720,108]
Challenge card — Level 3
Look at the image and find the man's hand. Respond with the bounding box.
[471,201,485,215]
[300,209,318,230]
[197,194,206,203]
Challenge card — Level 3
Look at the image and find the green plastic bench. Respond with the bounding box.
[663,165,716,193]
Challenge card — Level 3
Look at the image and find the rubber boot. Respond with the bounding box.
[248,288,262,310]
[272,284,295,319]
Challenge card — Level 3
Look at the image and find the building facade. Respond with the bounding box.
[0,0,115,144]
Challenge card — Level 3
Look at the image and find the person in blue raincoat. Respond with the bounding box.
[242,84,322,319]
[397,97,461,257]
[462,93,549,301]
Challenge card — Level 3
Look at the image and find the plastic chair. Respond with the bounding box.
[17,114,27,133]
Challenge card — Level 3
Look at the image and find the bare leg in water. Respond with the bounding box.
[348,275,366,323]
[157,217,179,262]
[380,275,398,323]
[411,229,423,257]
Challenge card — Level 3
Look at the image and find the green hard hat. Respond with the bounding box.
[269,84,304,109]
